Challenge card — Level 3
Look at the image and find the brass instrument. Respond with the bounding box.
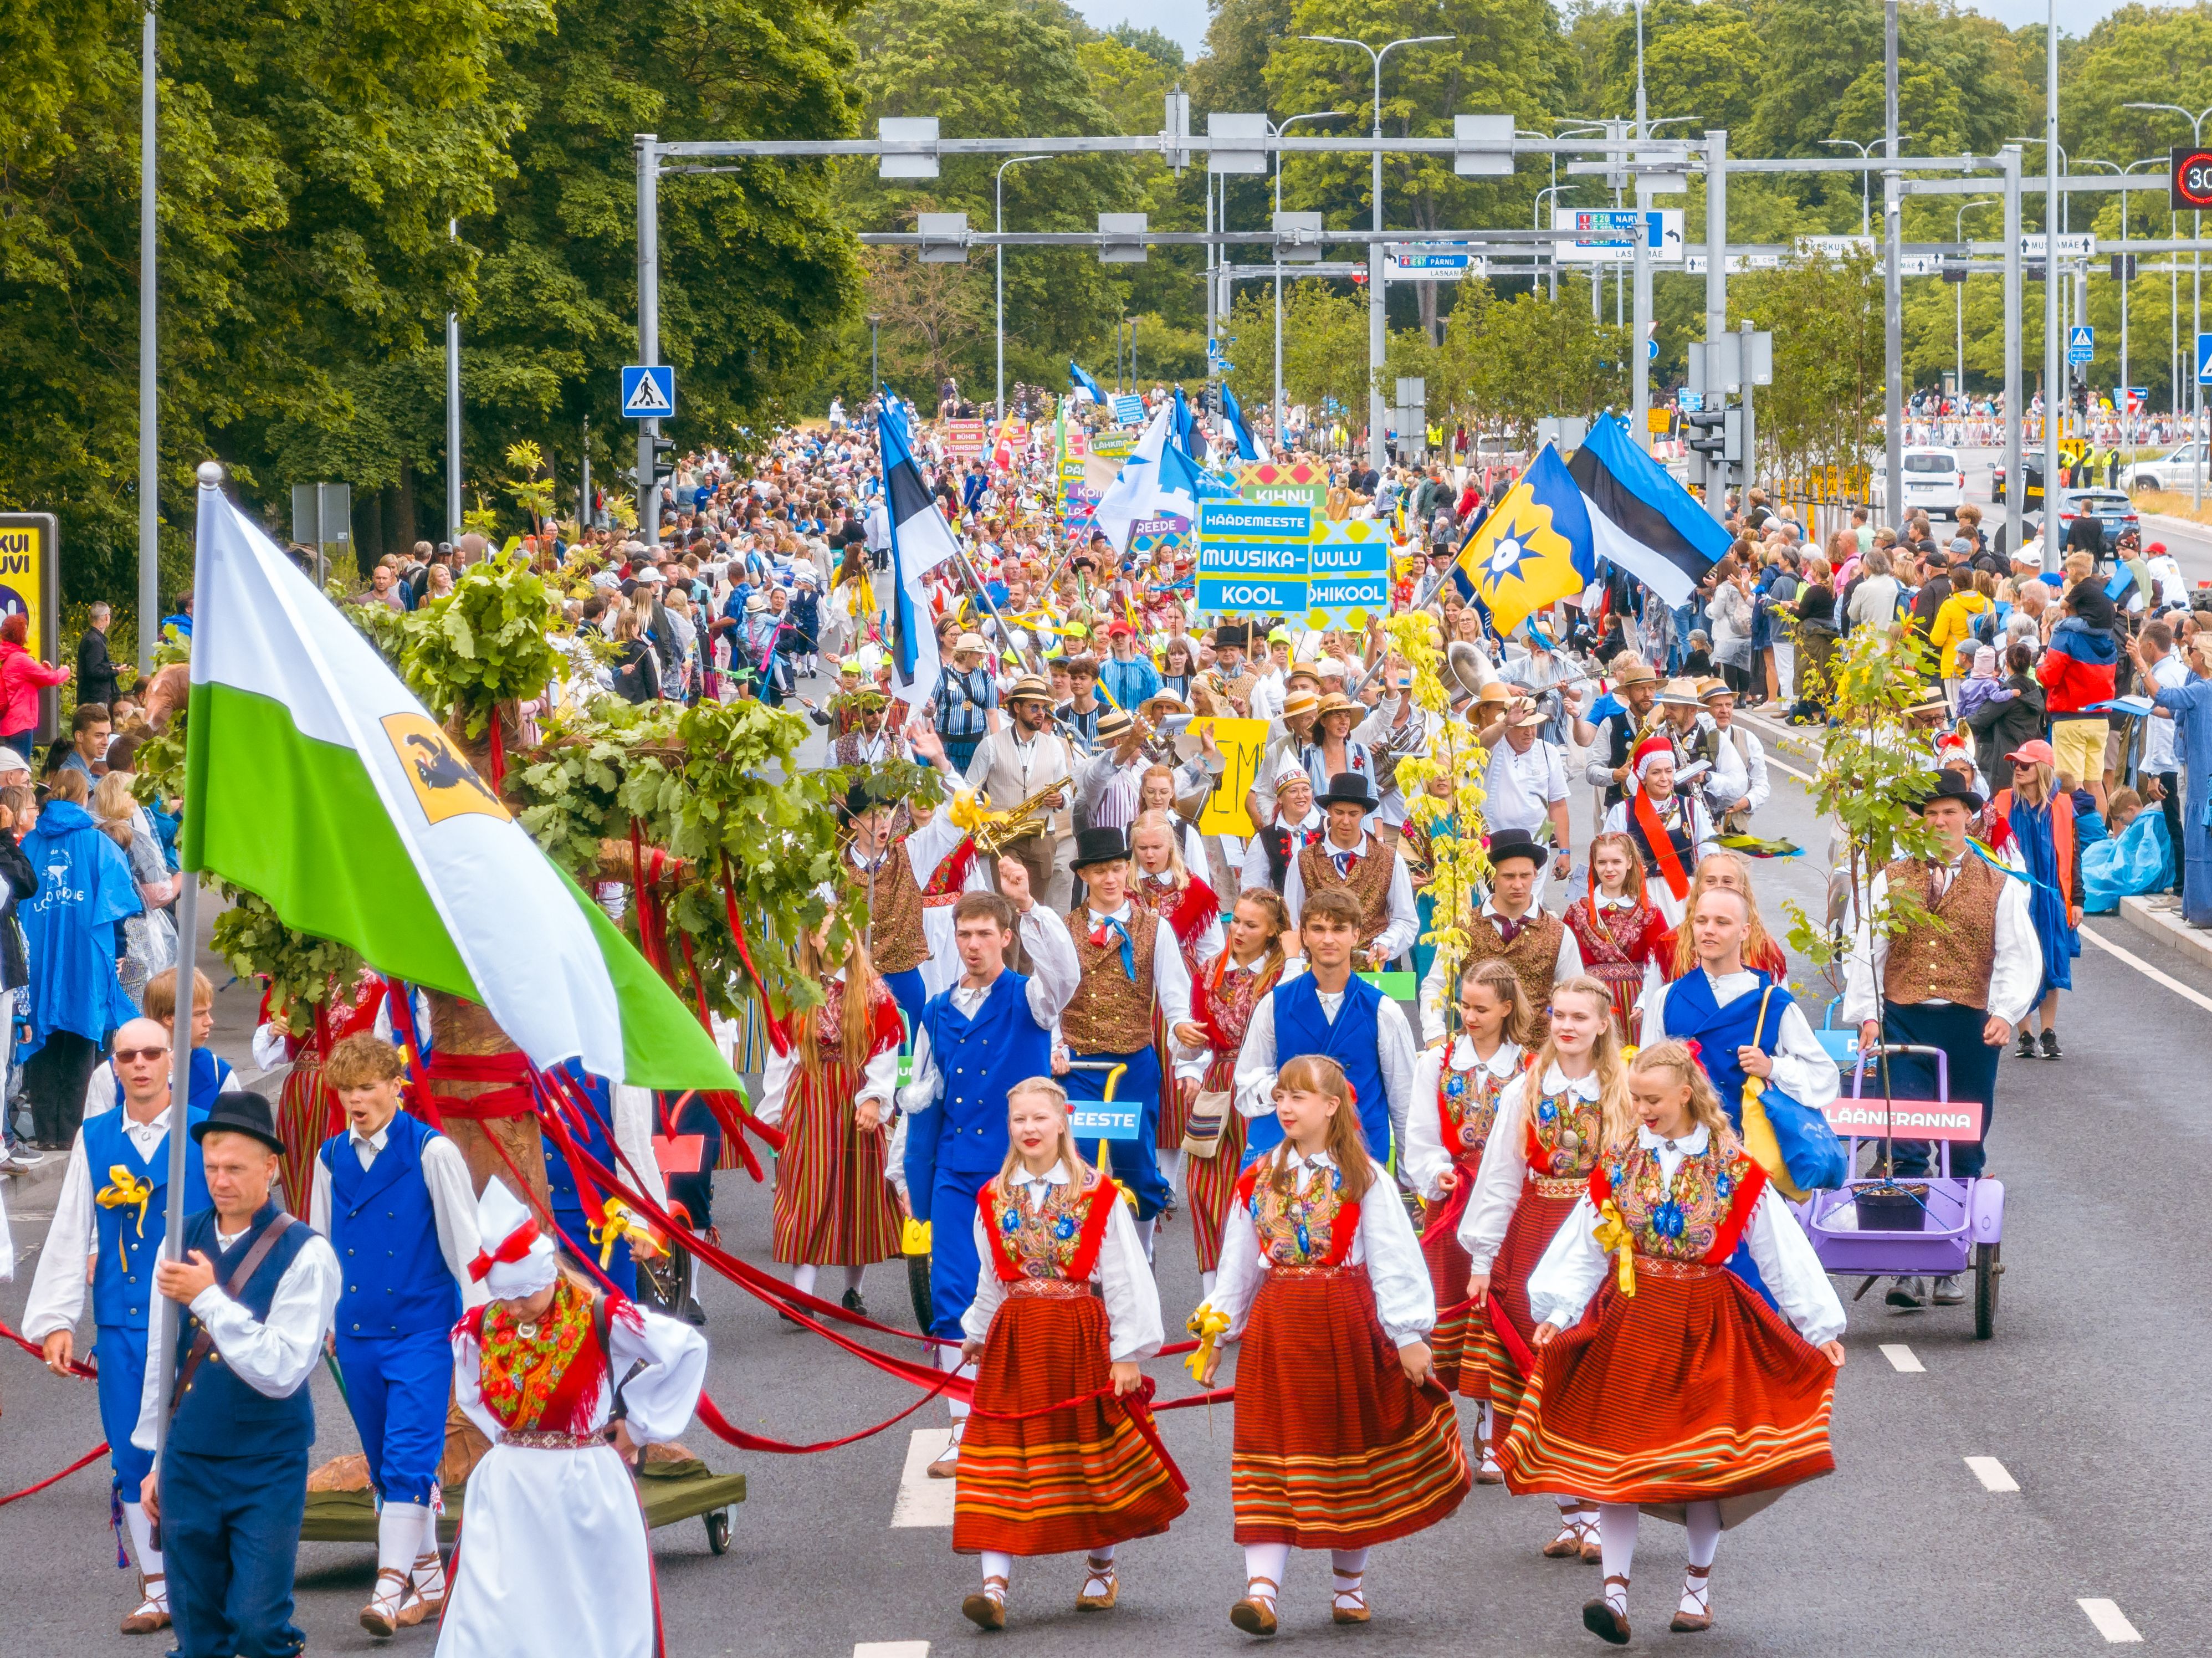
[960,775,1074,854]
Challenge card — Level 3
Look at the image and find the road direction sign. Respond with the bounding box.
[2020,233,2097,260]
[621,364,675,419]
[2067,325,2095,366]
[1553,208,1686,264]
[1384,243,1477,281]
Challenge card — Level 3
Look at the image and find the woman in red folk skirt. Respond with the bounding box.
[1129,808,1225,1175]
[1404,957,1530,1467]
[760,928,906,1312]
[954,1077,1187,1629]
[1455,975,1627,1562]
[1506,1040,1845,1645]
[1196,1055,1470,1637]
[1171,888,1291,1296]
[1563,832,1673,1038]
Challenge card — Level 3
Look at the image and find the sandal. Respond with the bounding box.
[961,1574,1009,1631]
[1583,1575,1632,1645]
[1544,1514,1586,1558]
[928,1423,964,1480]
[1671,1562,1713,1633]
[1332,1572,1370,1625]
[1230,1576,1279,1637]
[120,1572,170,1635]
[1077,1557,1118,1611]
[1475,1443,1505,1485]
[1578,1512,1604,1564]
[399,1550,447,1627]
[359,1567,411,1638]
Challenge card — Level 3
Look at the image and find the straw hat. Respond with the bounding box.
[1313,690,1359,720]
[1282,688,1321,721]
[953,631,989,655]
[1005,673,1053,704]
[1655,677,1704,708]
[1611,656,1659,688]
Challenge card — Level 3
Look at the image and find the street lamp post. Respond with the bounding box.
[867,313,882,401]
[2126,103,2212,505]
[1820,136,1909,237]
[446,217,462,543]
[139,0,158,672]
[1297,32,1454,470]
[995,155,1049,422]
[1954,198,1996,401]
[1535,184,1569,301]
[1269,110,1345,449]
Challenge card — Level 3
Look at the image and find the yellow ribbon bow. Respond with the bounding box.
[96,1168,155,1273]
[591,1199,638,1268]
[947,789,990,836]
[1184,1304,1232,1382]
[1593,1199,1638,1298]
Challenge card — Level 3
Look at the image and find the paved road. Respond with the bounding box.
[1,699,2204,1656]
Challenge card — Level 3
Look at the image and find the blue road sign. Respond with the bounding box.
[2067,325,2095,366]
[621,364,675,419]
[2198,334,2212,385]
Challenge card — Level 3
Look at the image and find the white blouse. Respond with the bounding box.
[1404,1038,1523,1202]
[1201,1149,1436,1349]
[1524,1124,1847,1349]
[959,1162,1166,1363]
[1634,970,1841,1120]
[1455,1063,1606,1275]
[755,970,903,1127]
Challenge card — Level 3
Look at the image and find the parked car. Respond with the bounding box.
[1869,446,1968,519]
[2119,441,2209,495]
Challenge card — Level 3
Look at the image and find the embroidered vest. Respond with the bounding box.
[1594,1135,1764,1266]
[1257,820,1323,890]
[1523,1084,1604,1179]
[322,1111,459,1340]
[1296,838,1396,946]
[1464,910,1566,1027]
[980,1175,1117,1283]
[1237,1156,1361,1267]
[1062,906,1160,1055]
[1882,854,2003,1009]
[1438,1055,1512,1166]
[908,971,1054,1193]
[862,841,928,976]
[1267,973,1390,1159]
[167,1202,319,1457]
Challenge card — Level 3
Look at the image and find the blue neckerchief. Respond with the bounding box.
[1089,913,1136,979]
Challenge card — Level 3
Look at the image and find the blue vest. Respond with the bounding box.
[321,1111,459,1340]
[84,1105,209,1331]
[907,971,1053,1207]
[1268,973,1391,1158]
[1657,969,1791,1130]
[168,1201,319,1457]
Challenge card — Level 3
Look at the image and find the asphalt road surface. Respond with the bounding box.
[1,695,2204,1657]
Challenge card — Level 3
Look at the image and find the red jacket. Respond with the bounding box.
[0,641,68,735]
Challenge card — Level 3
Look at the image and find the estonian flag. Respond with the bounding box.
[879,400,965,709]
[1069,361,1107,403]
[1454,443,1596,634]
[1566,414,1730,607]
[1221,383,1264,462]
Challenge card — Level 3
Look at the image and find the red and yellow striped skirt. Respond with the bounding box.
[1184,1111,1250,1274]
[1230,1266,1471,1548]
[954,1285,1190,1557]
[1498,1261,1836,1511]
[1465,1179,1580,1425]
[769,1063,902,1268]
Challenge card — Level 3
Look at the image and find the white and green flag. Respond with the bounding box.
[182,480,741,1092]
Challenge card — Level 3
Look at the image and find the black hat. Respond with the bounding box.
[1317,771,1378,812]
[1212,623,1251,652]
[1071,826,1130,871]
[191,1091,286,1155]
[1913,770,1985,815]
[1486,827,1547,868]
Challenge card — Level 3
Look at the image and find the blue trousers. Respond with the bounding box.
[93,1324,153,1501]
[162,1445,310,1658]
[1067,1045,1170,1221]
[335,1330,452,1506]
[1873,1000,2001,1181]
[926,1166,996,1338]
[883,968,928,1042]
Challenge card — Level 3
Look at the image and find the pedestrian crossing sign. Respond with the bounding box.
[2066,325,2094,366]
[621,364,675,419]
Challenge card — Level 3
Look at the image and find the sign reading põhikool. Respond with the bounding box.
[1304,519,1392,628]
[1197,501,1312,615]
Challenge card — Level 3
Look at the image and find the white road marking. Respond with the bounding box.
[855,1645,931,1657]
[2081,924,2212,1017]
[1878,1343,1924,1373]
[1730,712,1818,784]
[890,1427,956,1529]
[2078,1598,2143,1642]
[1963,1455,2019,1492]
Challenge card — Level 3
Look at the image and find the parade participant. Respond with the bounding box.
[1696,680,1770,834]
[953,1078,1186,1629]
[1406,959,1533,1441]
[1194,1054,1471,1635]
[1231,888,1418,1162]
[1416,828,1584,1046]
[435,1181,708,1658]
[1563,832,1672,1037]
[1129,808,1225,1176]
[964,673,1075,910]
[135,1092,340,1658]
[1987,740,2083,1060]
[829,683,909,769]
[1056,825,1202,1245]
[1457,976,1627,1562]
[1240,763,1324,895]
[537,1062,665,1302]
[1841,771,2039,1308]
[1601,738,1718,928]
[931,631,1000,772]
[1283,772,1417,969]
[1584,654,1661,810]
[1474,695,1575,899]
[308,1033,484,1636]
[1508,1041,1845,1646]
[1668,852,1790,980]
[252,967,383,1212]
[1134,758,1211,873]
[25,1017,208,1634]
[86,968,242,1129]
[1099,620,1162,711]
[1174,889,1294,1293]
[844,726,990,1032]
[758,924,904,1312]
[1197,625,1259,715]
[899,868,1079,1476]
[1299,692,1376,806]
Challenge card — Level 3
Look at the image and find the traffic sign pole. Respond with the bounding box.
[636,134,662,549]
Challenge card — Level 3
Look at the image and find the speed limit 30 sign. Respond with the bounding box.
[2174,146,2212,211]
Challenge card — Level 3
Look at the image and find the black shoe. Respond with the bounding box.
[2015,1030,2036,1060]
[683,1297,708,1327]
[841,1288,867,1317]
[2040,1030,2061,1060]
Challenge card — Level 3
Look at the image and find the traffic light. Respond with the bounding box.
[1682,409,1728,458]
[2111,253,2139,282]
[648,428,677,489]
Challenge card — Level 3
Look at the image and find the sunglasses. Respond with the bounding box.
[113,1046,171,1064]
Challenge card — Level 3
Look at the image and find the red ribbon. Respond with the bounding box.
[0,1444,108,1507]
[718,852,791,1057]
[468,1219,543,1282]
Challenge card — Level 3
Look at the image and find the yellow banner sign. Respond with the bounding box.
[1190,716,1271,837]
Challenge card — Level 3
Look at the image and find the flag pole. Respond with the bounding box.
[152,461,219,1470]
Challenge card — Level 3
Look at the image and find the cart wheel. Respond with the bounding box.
[704,1507,731,1555]
[1973,1241,2001,1340]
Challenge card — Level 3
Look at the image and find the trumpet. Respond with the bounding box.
[957,775,1074,855]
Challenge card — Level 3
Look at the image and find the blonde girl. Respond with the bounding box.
[1564,831,1671,1037]
[1668,851,1788,981]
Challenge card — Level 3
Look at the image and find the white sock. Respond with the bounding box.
[1200,1269,1216,1298]
[939,1339,974,1424]
[1134,1215,1156,1260]
[123,1501,161,1579]
[415,1503,446,1582]
[1554,1497,1581,1529]
[1159,1147,1184,1192]
[843,1263,866,1295]
[1330,1547,1369,1595]
[980,1549,1012,1595]
[1599,1503,1638,1608]
[377,1501,428,1584]
[1242,1541,1289,1603]
[1684,1498,1721,1570]
[792,1263,818,1298]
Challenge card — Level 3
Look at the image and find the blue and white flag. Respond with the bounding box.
[1566,415,1729,606]
[1220,383,1264,463]
[1092,402,1239,555]
[879,400,963,708]
[1069,361,1107,403]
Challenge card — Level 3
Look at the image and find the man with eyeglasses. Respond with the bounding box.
[22,1018,211,1635]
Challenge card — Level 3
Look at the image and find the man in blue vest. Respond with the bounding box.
[24,1016,209,1635]
[309,1033,483,1636]
[897,863,1078,1476]
[1230,887,1417,1163]
[137,1090,340,1658]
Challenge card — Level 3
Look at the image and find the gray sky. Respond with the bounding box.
[1065,0,2141,79]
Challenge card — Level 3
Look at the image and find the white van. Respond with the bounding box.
[1868,446,1968,519]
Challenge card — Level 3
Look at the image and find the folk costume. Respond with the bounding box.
[1185,950,1292,1283]
[1404,1037,1524,1402]
[1231,969,1419,1164]
[1200,1148,1472,1630]
[1634,969,1840,1137]
[22,1095,210,1632]
[1988,782,2083,1004]
[1564,886,1672,1038]
[309,1105,484,1631]
[437,1183,708,1658]
[265,971,383,1210]
[1129,866,1223,1150]
[1601,739,1720,928]
[849,798,990,1033]
[1504,1122,1844,1640]
[132,1094,340,1658]
[1416,832,1585,1045]
[955,1163,1187,1623]
[1240,800,1325,897]
[1282,774,1419,965]
[758,970,905,1293]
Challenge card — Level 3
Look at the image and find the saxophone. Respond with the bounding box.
[950,776,1074,854]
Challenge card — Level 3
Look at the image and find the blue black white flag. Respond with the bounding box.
[878,400,963,708]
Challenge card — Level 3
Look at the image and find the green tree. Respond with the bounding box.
[1732,247,1885,495]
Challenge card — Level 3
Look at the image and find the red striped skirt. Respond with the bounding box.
[1230,1267,1471,1548]
[1417,1164,1482,1395]
[276,1057,336,1218]
[953,1287,1190,1555]
[1465,1182,1579,1425]
[769,1064,902,1267]
[1586,961,1643,1042]
[1154,1027,1190,1150]
[1498,1265,1835,1512]
[1184,1112,1250,1273]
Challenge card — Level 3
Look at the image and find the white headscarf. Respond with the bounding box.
[471,1180,559,1300]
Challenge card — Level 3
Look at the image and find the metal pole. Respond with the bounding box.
[1741,318,1757,497]
[2004,147,2024,555]
[636,134,661,550]
[2042,9,2061,561]
[1883,0,1903,529]
[2122,185,2131,436]
[1632,186,1651,449]
[1705,130,1729,524]
[580,415,591,529]
[996,167,1006,421]
[1369,49,1386,470]
[137,0,157,673]
[446,217,462,541]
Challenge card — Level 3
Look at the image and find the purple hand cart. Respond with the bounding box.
[1795,1042,2006,1339]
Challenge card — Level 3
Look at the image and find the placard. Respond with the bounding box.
[1821,1094,1986,1143]
[1304,519,1392,627]
[1238,459,1328,514]
[946,418,987,457]
[1199,500,1313,616]
[1190,715,1270,836]
[1070,1098,1143,1140]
